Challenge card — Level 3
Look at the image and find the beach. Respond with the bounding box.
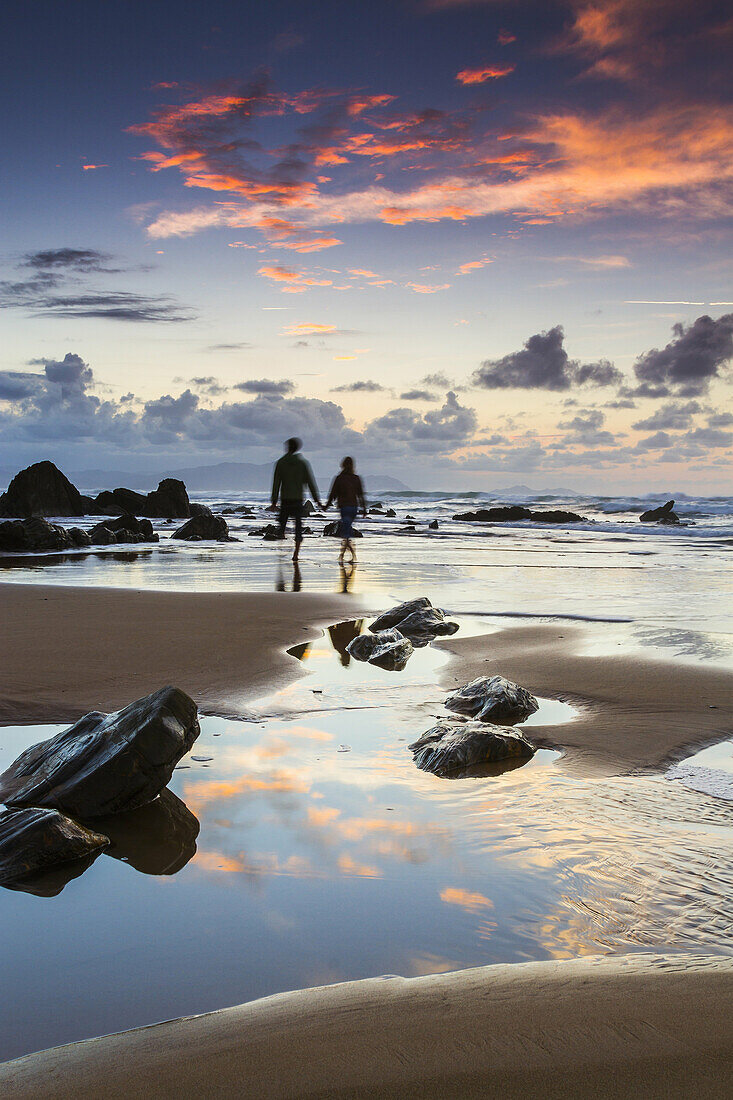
[1,490,732,1093]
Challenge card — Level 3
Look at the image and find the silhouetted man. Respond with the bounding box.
[271,437,322,561]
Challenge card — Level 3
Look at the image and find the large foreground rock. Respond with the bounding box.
[89,514,158,546]
[640,499,681,524]
[0,806,108,887]
[94,488,147,516]
[370,597,459,646]
[409,719,535,776]
[172,507,232,542]
[143,479,190,519]
[346,628,413,671]
[0,517,90,553]
[445,675,539,724]
[0,687,200,818]
[0,460,87,518]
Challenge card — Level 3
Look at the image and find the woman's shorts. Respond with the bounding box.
[340,505,358,539]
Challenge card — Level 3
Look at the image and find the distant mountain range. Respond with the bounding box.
[40,461,410,494]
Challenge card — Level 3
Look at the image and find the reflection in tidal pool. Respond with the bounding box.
[0,624,731,1062]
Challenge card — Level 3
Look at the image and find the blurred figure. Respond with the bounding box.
[338,559,357,594]
[326,456,366,562]
[271,437,322,561]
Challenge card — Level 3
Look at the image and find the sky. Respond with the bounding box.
[1,0,731,492]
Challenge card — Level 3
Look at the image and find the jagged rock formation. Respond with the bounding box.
[0,807,109,887]
[369,597,459,646]
[142,479,190,519]
[0,461,87,518]
[453,506,586,524]
[640,499,681,524]
[409,720,536,776]
[445,675,539,724]
[0,517,90,553]
[89,515,158,546]
[346,628,413,671]
[172,507,232,542]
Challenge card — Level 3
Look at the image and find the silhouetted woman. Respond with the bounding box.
[326,456,366,561]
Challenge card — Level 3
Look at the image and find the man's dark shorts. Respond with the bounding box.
[278,500,303,542]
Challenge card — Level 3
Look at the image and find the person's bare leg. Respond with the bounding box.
[345,538,356,562]
[338,539,347,561]
[292,539,302,562]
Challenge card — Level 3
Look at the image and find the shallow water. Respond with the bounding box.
[1,623,732,1062]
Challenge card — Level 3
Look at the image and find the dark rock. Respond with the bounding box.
[0,517,90,553]
[454,506,533,522]
[384,508,396,517]
[429,519,439,530]
[0,461,86,518]
[188,503,209,518]
[94,788,199,876]
[409,720,535,776]
[248,524,283,540]
[89,514,158,546]
[369,597,459,646]
[143,479,190,519]
[0,686,200,819]
[370,597,433,632]
[405,514,416,520]
[0,807,108,888]
[368,504,384,514]
[445,675,539,724]
[346,628,413,671]
[94,488,147,516]
[531,509,585,523]
[323,520,363,538]
[173,508,232,542]
[79,495,96,513]
[640,499,681,524]
[398,524,417,532]
[302,500,320,517]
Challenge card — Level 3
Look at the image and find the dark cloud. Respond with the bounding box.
[633,313,733,397]
[632,401,701,431]
[364,391,476,453]
[190,376,229,395]
[558,409,616,446]
[421,371,453,389]
[708,411,733,428]
[0,371,45,401]
[473,326,622,391]
[400,389,438,401]
[331,380,386,393]
[234,379,295,395]
[29,292,193,323]
[21,248,119,273]
[633,431,674,452]
[683,426,733,449]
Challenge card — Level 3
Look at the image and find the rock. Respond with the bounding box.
[0,517,90,553]
[89,514,158,546]
[405,514,416,520]
[429,519,439,530]
[143,479,190,519]
[370,597,433,631]
[445,675,539,724]
[302,500,320,517]
[346,628,413,671]
[94,488,147,516]
[93,788,199,876]
[640,499,680,524]
[172,508,232,542]
[384,508,396,517]
[368,504,384,514]
[248,524,283,540]
[454,505,532,523]
[0,807,108,888]
[369,597,458,646]
[0,686,200,819]
[453,505,586,524]
[398,524,417,532]
[188,503,209,518]
[0,461,87,518]
[323,520,363,538]
[409,720,535,776]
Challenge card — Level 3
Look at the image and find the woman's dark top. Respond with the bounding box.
[327,471,365,509]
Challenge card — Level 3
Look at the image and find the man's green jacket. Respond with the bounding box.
[271,452,320,504]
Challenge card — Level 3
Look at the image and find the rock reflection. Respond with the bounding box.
[3,851,105,897]
[93,788,200,876]
[327,619,364,667]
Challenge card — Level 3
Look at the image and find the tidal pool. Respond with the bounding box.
[1,621,731,1062]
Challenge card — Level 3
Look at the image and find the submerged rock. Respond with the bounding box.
[640,499,681,524]
[143,479,190,519]
[445,675,539,724]
[89,514,158,546]
[172,508,232,542]
[429,519,439,530]
[0,460,87,518]
[0,517,91,553]
[409,720,535,776]
[346,628,413,671]
[0,807,108,888]
[0,686,200,819]
[94,488,147,516]
[249,524,282,540]
[369,597,458,646]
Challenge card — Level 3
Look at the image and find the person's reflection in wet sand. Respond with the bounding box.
[276,560,303,592]
[338,560,357,593]
[328,618,364,667]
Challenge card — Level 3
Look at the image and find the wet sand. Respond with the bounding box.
[439,624,733,776]
[1,953,731,1098]
[0,583,355,723]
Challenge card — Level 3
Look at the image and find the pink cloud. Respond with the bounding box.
[456,64,514,84]
[257,264,333,292]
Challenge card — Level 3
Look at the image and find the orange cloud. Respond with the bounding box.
[456,65,515,85]
[337,854,382,878]
[284,322,337,335]
[82,163,109,170]
[278,236,342,252]
[307,806,341,827]
[457,258,493,274]
[257,264,333,293]
[440,887,494,912]
[346,94,396,116]
[405,281,451,293]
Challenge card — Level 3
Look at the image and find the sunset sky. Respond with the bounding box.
[1,0,731,491]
